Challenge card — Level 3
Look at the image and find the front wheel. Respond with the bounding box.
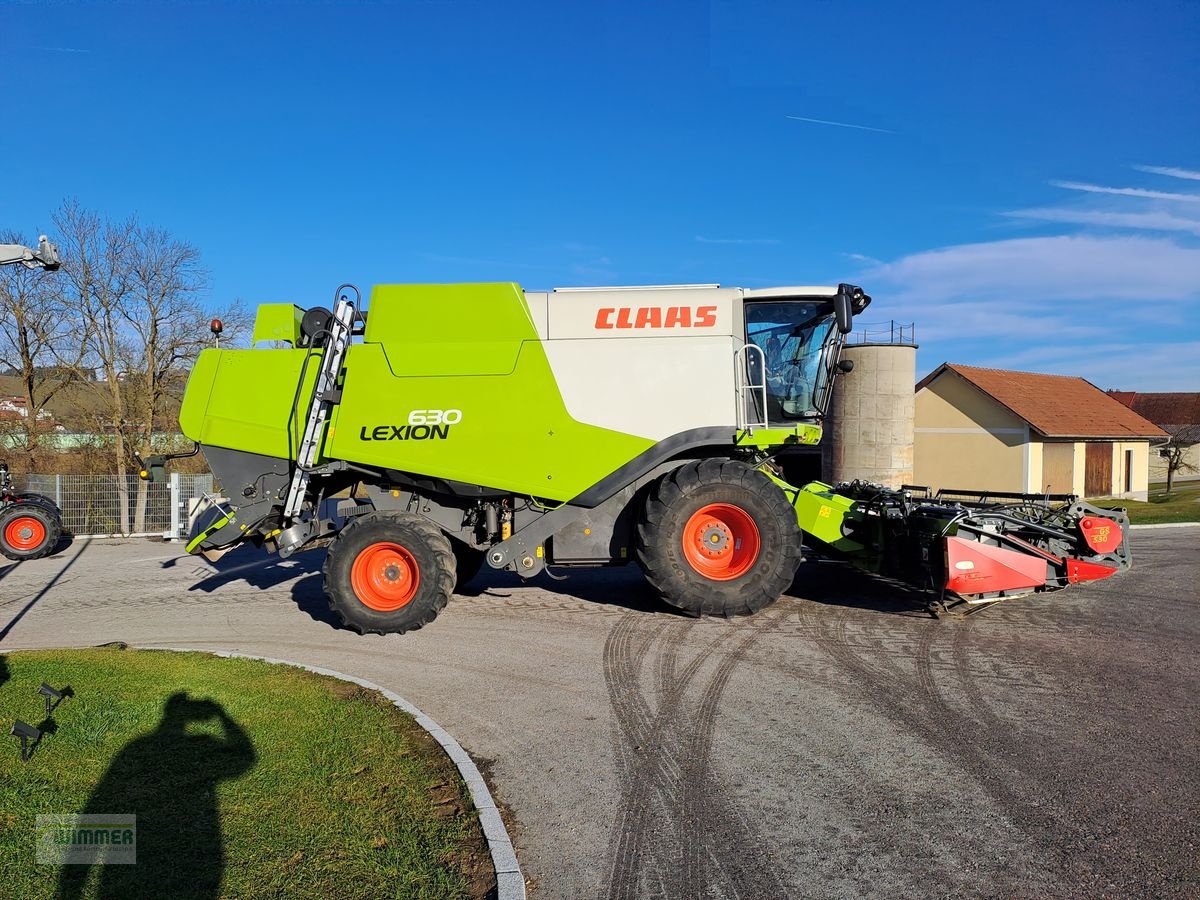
[636,459,803,616]
[323,513,455,634]
[0,503,61,561]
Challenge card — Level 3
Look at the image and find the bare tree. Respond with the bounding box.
[54,200,244,532]
[0,230,85,460]
[122,227,245,530]
[54,202,140,531]
[1160,424,1200,496]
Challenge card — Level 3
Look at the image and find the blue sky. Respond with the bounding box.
[3,0,1198,390]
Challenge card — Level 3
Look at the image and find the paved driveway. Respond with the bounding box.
[1,529,1197,898]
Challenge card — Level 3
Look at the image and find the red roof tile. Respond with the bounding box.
[1107,392,1200,429]
[917,364,1168,439]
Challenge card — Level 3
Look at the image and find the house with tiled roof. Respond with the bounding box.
[1108,391,1200,484]
[914,364,1167,501]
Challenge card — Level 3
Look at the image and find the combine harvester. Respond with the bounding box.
[143,282,1131,631]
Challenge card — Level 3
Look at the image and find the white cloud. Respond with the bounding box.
[843,251,882,265]
[970,341,1200,392]
[1052,180,1200,203]
[903,303,1111,343]
[913,331,1200,392]
[868,234,1200,304]
[1002,207,1200,237]
[1133,164,1200,182]
[870,167,1200,391]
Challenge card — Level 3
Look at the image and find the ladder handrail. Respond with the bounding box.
[282,292,358,520]
[734,343,769,434]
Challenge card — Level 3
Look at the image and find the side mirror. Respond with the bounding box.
[837,359,854,373]
[137,455,167,483]
[833,289,853,334]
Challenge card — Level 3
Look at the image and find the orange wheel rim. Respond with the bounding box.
[5,515,47,552]
[681,503,760,581]
[350,541,420,611]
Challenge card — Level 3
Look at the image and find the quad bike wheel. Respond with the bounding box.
[323,513,455,634]
[0,503,61,561]
[636,458,803,616]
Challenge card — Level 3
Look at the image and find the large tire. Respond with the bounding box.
[16,492,60,516]
[450,539,485,591]
[0,502,61,561]
[323,513,455,635]
[636,459,802,617]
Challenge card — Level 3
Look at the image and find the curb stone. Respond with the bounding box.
[131,647,527,899]
[1129,522,1200,530]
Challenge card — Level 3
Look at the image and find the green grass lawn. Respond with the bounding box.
[1090,480,1200,525]
[0,647,493,899]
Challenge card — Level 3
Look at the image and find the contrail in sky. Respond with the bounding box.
[1133,164,1200,182]
[785,115,894,134]
[1052,180,1200,203]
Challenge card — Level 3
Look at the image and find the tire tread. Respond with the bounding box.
[0,503,62,561]
[635,459,802,617]
[322,512,455,635]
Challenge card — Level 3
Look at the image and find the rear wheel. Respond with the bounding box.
[636,459,802,616]
[0,503,61,561]
[323,513,455,634]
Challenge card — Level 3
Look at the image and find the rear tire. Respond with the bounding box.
[15,493,60,516]
[0,503,61,561]
[323,513,455,634]
[636,459,802,617]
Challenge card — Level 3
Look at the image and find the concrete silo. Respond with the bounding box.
[822,337,917,488]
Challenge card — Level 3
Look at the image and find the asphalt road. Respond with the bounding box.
[1,528,1197,898]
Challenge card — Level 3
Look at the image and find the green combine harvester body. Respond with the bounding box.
[183,283,656,502]
[151,280,1133,633]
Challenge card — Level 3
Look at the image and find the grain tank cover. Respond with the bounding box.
[362,282,534,376]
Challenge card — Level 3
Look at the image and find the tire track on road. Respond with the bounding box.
[678,610,791,900]
[808,607,1088,890]
[950,622,1007,731]
[603,608,792,899]
[604,614,735,899]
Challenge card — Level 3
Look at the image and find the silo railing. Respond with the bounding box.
[847,321,916,345]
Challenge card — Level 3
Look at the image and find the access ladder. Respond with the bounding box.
[281,294,358,520]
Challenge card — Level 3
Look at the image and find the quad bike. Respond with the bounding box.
[1,238,64,560]
[0,462,63,560]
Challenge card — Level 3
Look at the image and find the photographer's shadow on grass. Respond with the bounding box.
[57,693,257,900]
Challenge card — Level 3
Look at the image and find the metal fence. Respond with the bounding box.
[847,320,916,345]
[14,473,215,539]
